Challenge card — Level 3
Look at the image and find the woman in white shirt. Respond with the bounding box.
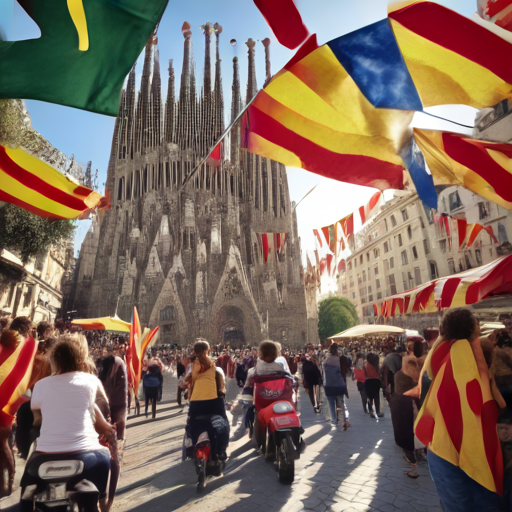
[20,335,114,510]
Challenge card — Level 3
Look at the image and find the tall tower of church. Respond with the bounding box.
[68,23,312,348]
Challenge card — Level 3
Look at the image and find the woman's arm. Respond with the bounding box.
[32,409,42,427]
[93,403,115,441]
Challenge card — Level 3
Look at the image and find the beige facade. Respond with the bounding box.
[337,187,512,325]
[0,243,73,324]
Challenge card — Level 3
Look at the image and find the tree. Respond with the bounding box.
[0,204,75,263]
[318,296,358,343]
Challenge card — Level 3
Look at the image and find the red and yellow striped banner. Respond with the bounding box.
[0,144,106,220]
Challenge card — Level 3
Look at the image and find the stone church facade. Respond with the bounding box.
[65,23,314,348]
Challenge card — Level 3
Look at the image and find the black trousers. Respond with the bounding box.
[144,387,158,419]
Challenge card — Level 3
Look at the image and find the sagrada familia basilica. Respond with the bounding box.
[64,22,317,347]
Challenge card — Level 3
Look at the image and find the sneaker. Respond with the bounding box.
[377,413,384,418]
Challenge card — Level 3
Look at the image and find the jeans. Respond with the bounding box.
[326,395,348,424]
[427,450,505,512]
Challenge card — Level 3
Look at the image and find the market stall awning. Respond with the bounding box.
[329,324,405,340]
[71,315,131,333]
[374,255,512,318]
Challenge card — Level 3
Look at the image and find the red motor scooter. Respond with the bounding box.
[253,374,304,484]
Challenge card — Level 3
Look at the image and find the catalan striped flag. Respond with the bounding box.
[414,129,512,210]
[0,144,106,220]
[416,337,502,494]
[389,1,512,109]
[245,19,420,190]
[0,335,37,428]
[359,192,382,225]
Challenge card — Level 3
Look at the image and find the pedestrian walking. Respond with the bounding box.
[302,356,322,413]
[143,363,163,419]
[364,353,384,418]
[176,357,186,406]
[352,353,370,413]
[323,343,350,429]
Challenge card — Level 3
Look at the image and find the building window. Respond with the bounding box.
[160,306,176,322]
[465,254,472,270]
[414,267,422,286]
[440,240,447,253]
[391,215,397,227]
[376,278,381,289]
[401,208,409,221]
[362,271,366,282]
[449,191,462,211]
[430,261,439,280]
[377,291,382,300]
[352,292,356,300]
[423,239,430,255]
[366,252,370,262]
[420,216,425,229]
[357,274,362,284]
[390,257,394,269]
[384,219,388,232]
[398,233,403,247]
[407,225,412,240]
[459,260,464,272]
[374,265,379,275]
[478,202,489,220]
[401,251,408,265]
[354,259,357,268]
[388,274,397,295]
[384,242,389,253]
[475,249,482,266]
[360,255,364,265]
[348,262,352,270]
[402,272,407,291]
[374,248,379,258]
[499,223,509,243]
[412,246,418,259]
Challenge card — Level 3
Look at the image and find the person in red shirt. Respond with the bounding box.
[352,353,370,414]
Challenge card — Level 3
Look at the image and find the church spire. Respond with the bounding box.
[262,38,271,87]
[231,56,241,162]
[151,43,162,148]
[246,38,257,104]
[213,23,225,139]
[200,22,214,156]
[177,22,192,149]
[165,59,176,143]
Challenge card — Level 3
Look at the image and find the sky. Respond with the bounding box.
[0,0,476,261]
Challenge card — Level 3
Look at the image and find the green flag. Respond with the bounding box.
[0,0,168,116]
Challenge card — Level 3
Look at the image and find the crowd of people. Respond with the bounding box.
[3,310,512,511]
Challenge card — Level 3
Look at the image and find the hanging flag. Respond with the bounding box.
[414,128,512,210]
[206,141,223,167]
[328,225,336,254]
[389,1,512,109]
[326,253,334,276]
[262,233,270,263]
[443,215,451,237]
[313,229,323,248]
[466,224,485,248]
[339,213,354,239]
[253,0,309,50]
[0,0,169,116]
[457,219,467,249]
[321,226,331,250]
[485,226,499,243]
[477,0,512,32]
[359,191,382,224]
[245,19,418,191]
[0,144,106,220]
[338,258,346,273]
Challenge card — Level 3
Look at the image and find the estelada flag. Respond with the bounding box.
[414,129,512,210]
[0,335,37,428]
[415,338,503,495]
[389,1,512,109]
[245,19,418,191]
[0,145,106,220]
[0,0,169,116]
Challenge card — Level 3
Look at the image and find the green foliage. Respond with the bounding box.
[318,296,358,343]
[0,204,74,263]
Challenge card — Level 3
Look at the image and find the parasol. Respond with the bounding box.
[329,324,405,340]
[71,315,131,333]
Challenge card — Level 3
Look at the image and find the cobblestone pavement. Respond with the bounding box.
[2,375,442,512]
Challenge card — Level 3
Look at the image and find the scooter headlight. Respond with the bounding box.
[272,402,294,414]
[38,460,84,479]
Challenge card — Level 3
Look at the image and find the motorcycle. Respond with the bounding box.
[252,374,304,484]
[182,414,228,491]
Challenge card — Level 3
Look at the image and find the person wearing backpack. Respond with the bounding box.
[143,363,163,419]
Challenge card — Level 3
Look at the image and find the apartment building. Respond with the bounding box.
[337,187,512,324]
